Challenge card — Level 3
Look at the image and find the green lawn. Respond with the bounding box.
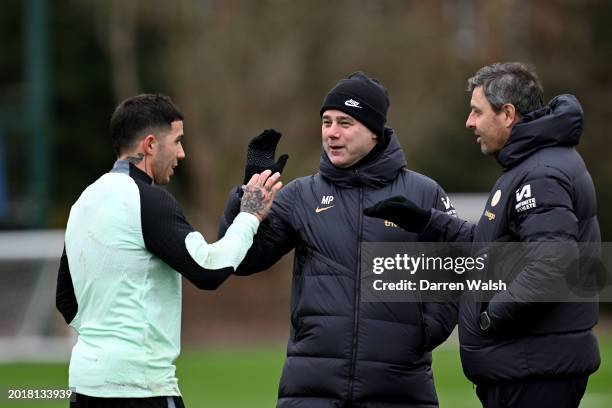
[1,337,611,407]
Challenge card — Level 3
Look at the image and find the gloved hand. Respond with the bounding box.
[243,129,289,184]
[363,195,431,233]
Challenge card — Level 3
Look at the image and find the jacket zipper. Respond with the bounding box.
[347,171,363,402]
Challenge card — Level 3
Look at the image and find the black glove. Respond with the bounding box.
[243,129,289,184]
[363,195,431,233]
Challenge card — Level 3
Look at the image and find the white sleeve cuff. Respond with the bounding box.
[184,212,260,270]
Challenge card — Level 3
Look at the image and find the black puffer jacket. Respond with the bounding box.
[221,129,458,407]
[422,95,601,382]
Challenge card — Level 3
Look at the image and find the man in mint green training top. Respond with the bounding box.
[56,94,284,408]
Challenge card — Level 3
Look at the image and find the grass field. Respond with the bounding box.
[1,337,611,407]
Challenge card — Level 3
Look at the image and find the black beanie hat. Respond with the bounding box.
[320,71,390,137]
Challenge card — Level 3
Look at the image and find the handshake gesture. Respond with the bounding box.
[240,129,289,221]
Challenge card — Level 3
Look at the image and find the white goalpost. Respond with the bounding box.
[0,229,74,362]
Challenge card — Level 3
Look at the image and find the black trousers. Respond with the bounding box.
[70,393,185,408]
[475,376,589,408]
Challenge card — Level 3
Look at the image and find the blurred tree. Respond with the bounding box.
[103,0,141,99]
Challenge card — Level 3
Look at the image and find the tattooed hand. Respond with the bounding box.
[241,169,283,221]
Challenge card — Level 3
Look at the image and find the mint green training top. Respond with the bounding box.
[57,160,259,397]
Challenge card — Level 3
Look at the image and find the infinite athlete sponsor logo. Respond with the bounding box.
[515,184,537,213]
[516,184,531,201]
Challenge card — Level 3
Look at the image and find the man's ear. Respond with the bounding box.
[142,134,157,155]
[502,103,518,128]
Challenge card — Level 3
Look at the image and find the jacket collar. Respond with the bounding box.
[319,127,407,188]
[111,159,153,184]
[496,94,583,170]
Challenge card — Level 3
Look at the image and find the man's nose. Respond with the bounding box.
[465,113,475,129]
[178,144,186,160]
[326,123,340,138]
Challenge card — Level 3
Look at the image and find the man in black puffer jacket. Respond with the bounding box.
[220,72,458,407]
[366,62,600,408]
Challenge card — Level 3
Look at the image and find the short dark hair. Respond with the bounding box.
[467,62,544,115]
[110,94,183,155]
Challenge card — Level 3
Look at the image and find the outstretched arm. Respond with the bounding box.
[364,193,475,242]
[141,170,281,290]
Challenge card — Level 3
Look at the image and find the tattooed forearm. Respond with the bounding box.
[126,153,144,164]
[241,186,266,216]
